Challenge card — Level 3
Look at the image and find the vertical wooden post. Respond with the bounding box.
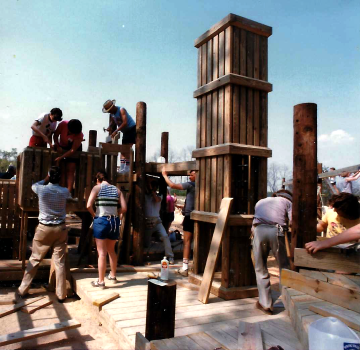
[133,102,147,265]
[291,103,317,267]
[160,132,169,163]
[145,279,176,341]
[89,130,97,147]
[21,212,28,271]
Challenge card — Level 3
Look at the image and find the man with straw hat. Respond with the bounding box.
[103,99,136,173]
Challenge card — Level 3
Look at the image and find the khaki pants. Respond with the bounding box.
[252,224,290,310]
[19,223,68,300]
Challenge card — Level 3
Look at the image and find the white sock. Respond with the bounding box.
[182,259,188,271]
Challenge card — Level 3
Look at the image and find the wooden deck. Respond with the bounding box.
[72,270,302,350]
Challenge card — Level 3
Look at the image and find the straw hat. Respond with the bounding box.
[102,99,116,113]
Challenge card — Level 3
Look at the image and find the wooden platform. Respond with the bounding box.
[72,271,302,350]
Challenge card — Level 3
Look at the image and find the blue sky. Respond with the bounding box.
[1,0,359,172]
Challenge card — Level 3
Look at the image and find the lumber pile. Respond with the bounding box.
[281,248,360,349]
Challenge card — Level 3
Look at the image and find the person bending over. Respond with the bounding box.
[54,119,84,193]
[144,178,174,264]
[162,168,196,277]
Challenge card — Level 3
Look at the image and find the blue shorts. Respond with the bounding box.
[93,216,120,240]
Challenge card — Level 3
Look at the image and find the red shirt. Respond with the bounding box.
[56,121,84,148]
[166,195,175,213]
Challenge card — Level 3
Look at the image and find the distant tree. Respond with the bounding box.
[0,148,18,172]
[267,162,292,194]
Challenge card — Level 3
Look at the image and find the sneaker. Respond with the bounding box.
[106,274,117,282]
[168,257,175,265]
[176,268,188,277]
[91,280,105,289]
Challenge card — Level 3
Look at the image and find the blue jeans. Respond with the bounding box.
[93,216,120,240]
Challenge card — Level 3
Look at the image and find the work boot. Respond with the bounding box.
[255,301,273,315]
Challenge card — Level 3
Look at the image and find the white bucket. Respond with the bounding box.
[309,317,360,350]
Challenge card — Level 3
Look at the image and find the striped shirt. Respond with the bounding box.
[32,180,71,225]
[95,183,120,217]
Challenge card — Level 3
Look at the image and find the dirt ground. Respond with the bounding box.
[0,286,119,350]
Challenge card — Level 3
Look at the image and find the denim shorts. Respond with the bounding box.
[93,216,120,240]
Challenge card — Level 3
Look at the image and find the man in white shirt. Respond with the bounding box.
[29,108,63,148]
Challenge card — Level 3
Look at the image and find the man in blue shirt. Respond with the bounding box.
[103,99,136,173]
[18,166,71,302]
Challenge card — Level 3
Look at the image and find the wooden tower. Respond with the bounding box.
[191,14,273,299]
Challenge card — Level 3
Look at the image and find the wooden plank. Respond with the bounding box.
[0,319,81,346]
[0,296,45,318]
[135,332,151,350]
[309,302,360,332]
[238,321,263,350]
[77,153,87,208]
[99,142,131,154]
[191,211,253,226]
[281,269,360,313]
[299,269,327,282]
[294,248,360,274]
[205,329,237,350]
[21,212,28,270]
[210,157,217,213]
[7,183,15,235]
[146,161,197,175]
[318,164,360,179]
[322,272,360,291]
[192,143,272,158]
[194,13,272,48]
[193,73,272,98]
[188,332,228,350]
[93,292,119,307]
[198,198,233,304]
[85,154,93,200]
[21,296,53,314]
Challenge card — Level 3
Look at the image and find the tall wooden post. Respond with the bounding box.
[161,132,169,163]
[191,14,273,299]
[291,103,317,265]
[133,102,147,265]
[89,130,97,147]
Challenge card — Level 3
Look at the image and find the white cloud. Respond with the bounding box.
[318,129,354,144]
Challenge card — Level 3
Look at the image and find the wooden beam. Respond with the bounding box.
[192,143,272,159]
[238,321,263,350]
[198,198,233,304]
[281,269,360,313]
[145,161,197,175]
[194,13,272,48]
[294,248,360,274]
[309,302,360,332]
[135,332,150,350]
[93,292,119,308]
[193,73,272,98]
[291,103,317,265]
[99,143,131,155]
[133,101,147,265]
[21,297,52,314]
[318,164,360,179]
[191,210,253,226]
[0,320,81,347]
[0,297,45,318]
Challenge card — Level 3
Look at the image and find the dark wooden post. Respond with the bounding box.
[291,103,317,267]
[161,132,169,163]
[133,102,146,265]
[282,177,286,189]
[145,279,176,341]
[89,130,97,147]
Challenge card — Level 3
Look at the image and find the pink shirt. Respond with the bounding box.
[56,121,84,148]
[166,195,175,213]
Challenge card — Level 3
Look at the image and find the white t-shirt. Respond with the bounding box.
[32,113,57,137]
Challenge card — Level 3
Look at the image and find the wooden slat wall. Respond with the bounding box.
[18,148,99,211]
[0,181,19,239]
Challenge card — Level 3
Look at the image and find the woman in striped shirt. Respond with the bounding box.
[87,170,126,288]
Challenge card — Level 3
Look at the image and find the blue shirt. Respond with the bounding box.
[111,106,136,133]
[32,180,71,224]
